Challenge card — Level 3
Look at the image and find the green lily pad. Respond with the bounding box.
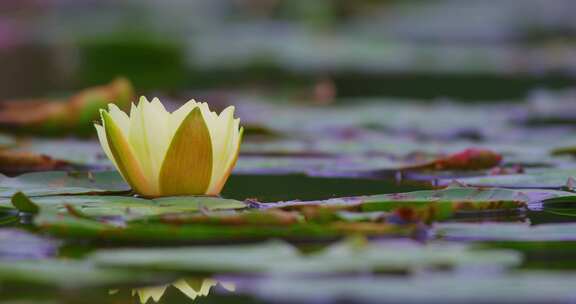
[361,188,563,211]
[540,195,576,217]
[0,260,160,288]
[91,239,521,274]
[33,212,412,243]
[273,188,571,220]
[0,171,128,197]
[435,222,576,241]
[443,169,576,189]
[16,139,108,167]
[250,272,576,303]
[5,193,247,219]
[542,208,576,217]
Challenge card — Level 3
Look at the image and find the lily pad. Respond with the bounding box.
[5,193,247,219]
[442,169,576,189]
[435,222,576,242]
[250,272,576,304]
[272,188,571,220]
[34,214,410,243]
[91,239,521,274]
[16,139,109,168]
[0,171,128,197]
[0,260,158,288]
[361,188,563,211]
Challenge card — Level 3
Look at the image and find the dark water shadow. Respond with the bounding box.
[222,174,431,202]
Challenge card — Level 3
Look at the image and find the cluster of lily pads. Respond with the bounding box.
[2,94,576,303]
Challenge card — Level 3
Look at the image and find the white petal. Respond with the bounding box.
[172,279,217,300]
[95,123,117,168]
[127,97,157,192]
[209,106,233,181]
[133,285,168,303]
[205,106,242,194]
[145,98,173,180]
[170,99,198,132]
[145,97,172,184]
[107,103,130,136]
[101,110,155,196]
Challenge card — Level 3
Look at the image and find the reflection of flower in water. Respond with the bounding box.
[129,278,235,303]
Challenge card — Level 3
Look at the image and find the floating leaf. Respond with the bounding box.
[0,150,69,174]
[0,260,158,288]
[250,272,576,303]
[14,139,110,168]
[0,171,129,197]
[34,212,411,243]
[4,193,246,220]
[149,209,302,226]
[404,148,502,171]
[0,78,134,136]
[441,169,576,189]
[91,239,520,274]
[435,223,576,242]
[11,192,39,214]
[272,188,570,220]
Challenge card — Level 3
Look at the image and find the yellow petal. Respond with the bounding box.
[205,106,242,195]
[207,126,243,195]
[95,124,115,167]
[159,107,212,196]
[126,97,172,194]
[224,117,242,172]
[172,279,217,300]
[146,97,172,180]
[107,103,130,136]
[102,110,155,196]
[170,99,198,132]
[128,98,155,191]
[197,102,219,130]
[206,106,234,191]
[96,122,133,185]
[133,285,168,303]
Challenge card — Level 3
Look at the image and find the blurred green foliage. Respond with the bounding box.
[78,32,186,91]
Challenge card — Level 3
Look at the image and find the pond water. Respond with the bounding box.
[2,167,576,303]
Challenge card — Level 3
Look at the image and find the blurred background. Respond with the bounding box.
[2,0,576,102]
[3,3,576,303]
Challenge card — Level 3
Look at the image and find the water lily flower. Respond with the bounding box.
[95,97,242,197]
[130,278,235,303]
